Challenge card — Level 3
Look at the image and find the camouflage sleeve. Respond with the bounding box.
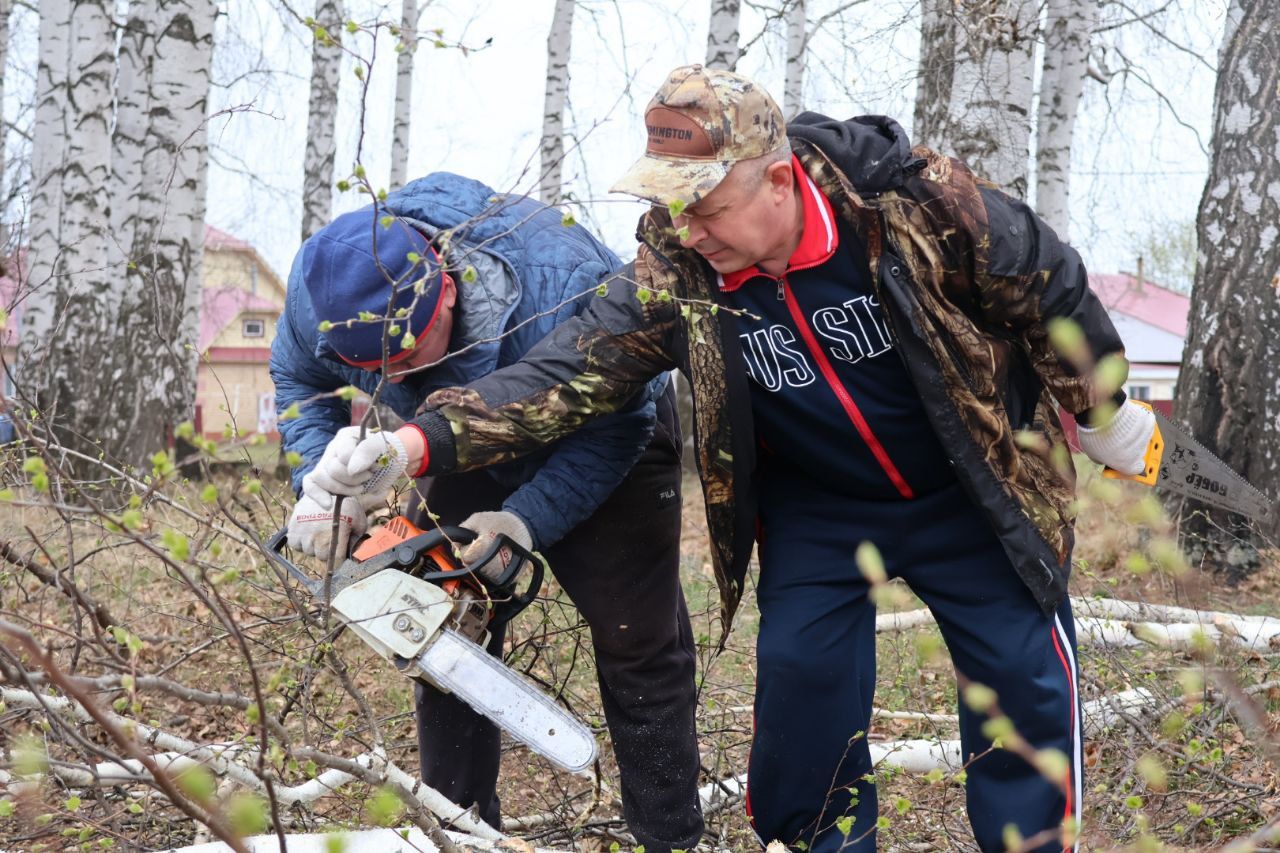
[972,185,1127,415]
[411,256,682,475]
[893,148,1126,415]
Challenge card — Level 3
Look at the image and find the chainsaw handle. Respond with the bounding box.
[408,526,544,629]
[478,533,545,630]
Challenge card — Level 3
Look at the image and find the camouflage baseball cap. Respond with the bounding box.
[611,64,786,205]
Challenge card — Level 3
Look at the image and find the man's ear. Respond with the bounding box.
[766,158,794,203]
[440,273,458,309]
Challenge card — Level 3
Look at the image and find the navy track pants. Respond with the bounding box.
[748,478,1082,852]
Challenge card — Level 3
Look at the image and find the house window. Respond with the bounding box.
[1128,384,1152,401]
[243,319,265,338]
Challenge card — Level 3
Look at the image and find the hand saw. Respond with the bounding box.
[1102,400,1274,523]
[267,517,598,774]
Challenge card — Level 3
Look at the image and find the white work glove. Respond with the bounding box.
[286,492,368,558]
[458,511,534,582]
[1076,399,1156,476]
[310,427,409,509]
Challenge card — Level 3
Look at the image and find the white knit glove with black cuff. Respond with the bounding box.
[458,511,534,583]
[286,492,368,558]
[1076,399,1157,476]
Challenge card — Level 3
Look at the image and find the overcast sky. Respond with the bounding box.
[8,0,1227,290]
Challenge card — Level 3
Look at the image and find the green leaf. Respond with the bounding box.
[367,785,404,826]
[199,484,218,504]
[854,540,886,583]
[636,288,651,304]
[596,283,609,297]
[963,683,997,713]
[128,802,142,815]
[354,165,366,179]
[380,215,394,228]
[336,180,350,192]
[0,799,14,818]
[285,451,303,467]
[461,266,478,284]
[401,332,416,350]
[246,479,263,496]
[22,456,46,475]
[345,20,358,32]
[337,386,359,402]
[357,311,376,322]
[31,473,49,492]
[318,320,334,332]
[282,402,302,421]
[388,324,401,337]
[676,226,691,242]
[176,766,217,805]
[325,832,349,853]
[161,528,190,561]
[1125,795,1144,810]
[227,792,268,835]
[64,796,81,812]
[667,199,686,218]
[175,421,195,441]
[561,212,576,227]
[353,65,365,80]
[836,816,853,836]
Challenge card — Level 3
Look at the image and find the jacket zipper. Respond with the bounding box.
[779,276,915,500]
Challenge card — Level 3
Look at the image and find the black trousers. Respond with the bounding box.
[410,394,703,852]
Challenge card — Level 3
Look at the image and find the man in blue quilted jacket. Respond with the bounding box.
[269,172,701,852]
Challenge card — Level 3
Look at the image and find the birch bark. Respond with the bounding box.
[21,0,115,458]
[912,0,956,150]
[389,0,417,191]
[945,0,1037,197]
[705,0,740,71]
[1034,0,1096,239]
[539,0,574,204]
[1175,0,1280,570]
[301,0,343,241]
[782,0,806,120]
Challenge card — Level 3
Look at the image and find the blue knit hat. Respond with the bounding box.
[303,207,448,367]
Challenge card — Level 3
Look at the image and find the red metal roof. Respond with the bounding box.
[1087,272,1189,337]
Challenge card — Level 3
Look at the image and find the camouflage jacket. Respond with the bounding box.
[414,113,1126,634]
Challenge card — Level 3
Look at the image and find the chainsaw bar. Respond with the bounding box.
[1149,411,1274,522]
[416,628,599,774]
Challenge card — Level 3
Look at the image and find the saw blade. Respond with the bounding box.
[1151,411,1274,522]
[416,628,598,774]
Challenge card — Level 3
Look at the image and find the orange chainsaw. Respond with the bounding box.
[268,516,597,773]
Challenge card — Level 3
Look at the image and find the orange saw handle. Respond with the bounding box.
[1100,399,1162,486]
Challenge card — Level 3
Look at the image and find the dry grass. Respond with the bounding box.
[1,440,1278,851]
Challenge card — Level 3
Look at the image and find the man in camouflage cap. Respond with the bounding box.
[338,64,1154,851]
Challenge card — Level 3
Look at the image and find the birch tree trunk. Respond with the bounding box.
[0,0,13,234]
[115,0,217,457]
[301,0,343,241]
[1034,0,1096,240]
[705,0,740,71]
[22,0,215,473]
[389,0,417,191]
[944,0,1037,197]
[782,0,806,120]
[539,0,573,205]
[912,0,956,150]
[21,0,115,463]
[1174,0,1280,574]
